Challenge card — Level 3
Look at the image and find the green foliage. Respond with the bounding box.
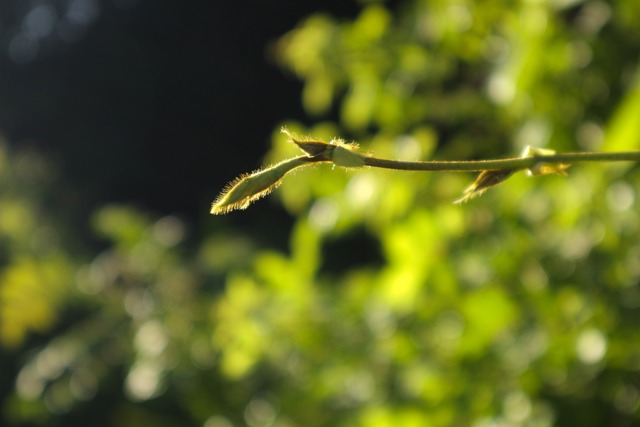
[3,1,640,426]
[0,142,76,348]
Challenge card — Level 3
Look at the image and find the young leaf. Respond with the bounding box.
[211,156,313,214]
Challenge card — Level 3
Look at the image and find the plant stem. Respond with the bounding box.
[361,151,640,172]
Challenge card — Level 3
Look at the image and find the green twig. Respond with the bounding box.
[362,151,640,172]
[210,128,640,214]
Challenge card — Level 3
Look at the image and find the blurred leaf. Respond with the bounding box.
[0,256,73,347]
[602,68,640,151]
[92,204,150,248]
[459,286,518,357]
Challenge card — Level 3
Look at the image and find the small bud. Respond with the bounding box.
[281,126,334,158]
[280,127,364,167]
[454,169,516,204]
[522,146,571,176]
[330,139,365,168]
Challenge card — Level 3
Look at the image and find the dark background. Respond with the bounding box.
[0,0,360,227]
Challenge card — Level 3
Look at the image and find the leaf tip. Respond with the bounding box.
[281,127,332,157]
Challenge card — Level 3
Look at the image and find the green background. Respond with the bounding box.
[2,0,640,426]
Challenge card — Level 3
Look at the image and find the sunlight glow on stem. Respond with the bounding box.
[362,151,640,172]
[210,133,640,214]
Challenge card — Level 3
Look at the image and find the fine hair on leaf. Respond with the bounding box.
[211,156,316,214]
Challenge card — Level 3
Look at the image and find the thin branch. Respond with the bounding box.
[210,129,640,214]
[362,151,640,172]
